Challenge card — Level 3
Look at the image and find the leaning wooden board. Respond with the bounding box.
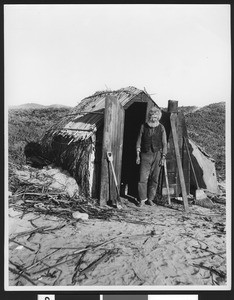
[170,113,189,212]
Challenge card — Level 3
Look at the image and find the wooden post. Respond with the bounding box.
[168,100,178,113]
[170,113,189,212]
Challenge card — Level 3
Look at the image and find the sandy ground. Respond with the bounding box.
[8,196,227,287]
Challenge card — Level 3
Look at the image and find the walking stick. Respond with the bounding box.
[106,152,122,209]
[163,159,171,205]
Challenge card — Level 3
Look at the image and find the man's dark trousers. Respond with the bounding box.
[138,149,161,202]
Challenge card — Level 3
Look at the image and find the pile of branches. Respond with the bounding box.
[9,167,115,222]
[10,191,116,222]
[9,161,118,221]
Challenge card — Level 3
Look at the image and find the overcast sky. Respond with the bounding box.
[4,4,231,108]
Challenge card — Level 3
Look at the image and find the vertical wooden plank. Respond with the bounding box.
[111,97,125,203]
[99,97,113,206]
[170,113,189,212]
[99,95,125,206]
[177,112,190,195]
[161,102,190,198]
[110,97,118,202]
[165,101,180,197]
[173,113,180,197]
[109,98,117,202]
[115,104,125,190]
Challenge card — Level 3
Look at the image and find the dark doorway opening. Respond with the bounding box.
[121,102,147,200]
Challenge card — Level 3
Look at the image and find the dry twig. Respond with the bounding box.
[193,263,226,279]
[9,267,36,286]
[78,250,113,278]
[9,240,36,252]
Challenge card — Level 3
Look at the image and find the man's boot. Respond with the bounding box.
[136,200,142,207]
[146,199,154,206]
[147,183,157,206]
[137,198,147,207]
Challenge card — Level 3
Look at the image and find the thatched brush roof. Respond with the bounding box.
[41,86,156,144]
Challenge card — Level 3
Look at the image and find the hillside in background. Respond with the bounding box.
[9,103,72,110]
[8,102,226,180]
[8,106,72,165]
[178,106,199,115]
[185,102,225,180]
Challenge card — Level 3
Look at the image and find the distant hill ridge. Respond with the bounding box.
[9,103,72,110]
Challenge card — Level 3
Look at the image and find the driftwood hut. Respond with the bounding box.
[41,86,219,205]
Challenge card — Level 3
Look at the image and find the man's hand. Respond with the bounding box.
[159,156,166,166]
[136,152,141,165]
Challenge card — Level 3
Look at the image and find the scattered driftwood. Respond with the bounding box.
[30,233,125,277]
[9,260,30,275]
[131,267,145,284]
[180,233,209,247]
[9,226,51,240]
[39,261,63,286]
[206,191,226,205]
[193,251,226,260]
[72,250,88,284]
[193,263,226,279]
[192,246,225,259]
[24,249,60,272]
[212,197,226,205]
[9,229,158,286]
[10,224,65,241]
[9,240,36,252]
[9,267,36,286]
[8,164,226,286]
[78,250,113,278]
[31,252,82,275]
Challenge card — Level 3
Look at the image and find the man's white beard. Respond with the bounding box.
[147,117,159,127]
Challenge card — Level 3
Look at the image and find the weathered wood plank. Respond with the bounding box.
[99,96,125,206]
[170,113,189,212]
[99,97,112,205]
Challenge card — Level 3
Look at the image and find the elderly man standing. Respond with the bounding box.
[136,106,167,206]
